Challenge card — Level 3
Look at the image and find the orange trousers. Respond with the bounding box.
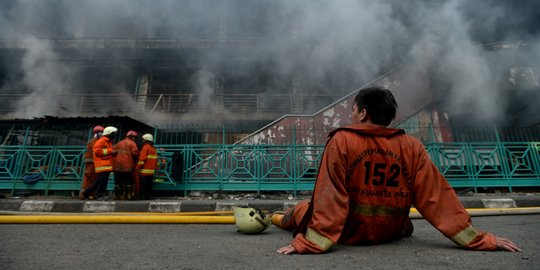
[81,163,97,197]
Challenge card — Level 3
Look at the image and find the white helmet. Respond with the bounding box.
[103,126,118,136]
[233,206,272,234]
[142,133,154,142]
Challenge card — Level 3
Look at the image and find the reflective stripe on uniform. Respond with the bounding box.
[306,228,334,251]
[139,169,155,174]
[103,149,108,155]
[450,225,480,246]
[95,165,112,172]
[147,155,157,159]
[354,204,408,216]
[84,158,94,163]
[137,161,144,165]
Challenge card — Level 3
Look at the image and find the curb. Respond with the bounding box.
[2,196,540,213]
[0,199,301,213]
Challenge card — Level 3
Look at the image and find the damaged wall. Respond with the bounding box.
[238,65,433,145]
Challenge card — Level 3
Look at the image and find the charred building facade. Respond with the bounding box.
[0,1,539,145]
[0,1,383,128]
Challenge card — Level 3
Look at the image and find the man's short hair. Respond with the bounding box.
[354,86,398,126]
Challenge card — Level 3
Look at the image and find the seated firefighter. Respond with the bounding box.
[273,87,521,255]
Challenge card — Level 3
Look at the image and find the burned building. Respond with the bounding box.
[1,1,539,195]
[0,0,539,145]
[0,1,382,136]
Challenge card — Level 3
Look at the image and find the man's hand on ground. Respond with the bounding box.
[277,244,297,255]
[496,237,522,252]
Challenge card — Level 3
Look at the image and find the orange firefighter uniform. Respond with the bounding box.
[81,136,98,195]
[113,138,139,172]
[136,142,157,199]
[276,125,497,253]
[79,126,103,200]
[113,137,139,199]
[80,135,115,200]
[93,136,114,173]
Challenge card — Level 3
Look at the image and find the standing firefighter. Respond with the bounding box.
[274,87,521,255]
[136,133,157,200]
[80,126,117,200]
[112,130,139,200]
[79,125,103,200]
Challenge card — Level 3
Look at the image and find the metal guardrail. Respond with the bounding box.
[427,142,540,191]
[1,142,539,196]
[2,123,539,148]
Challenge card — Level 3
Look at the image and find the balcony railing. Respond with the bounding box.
[0,93,342,117]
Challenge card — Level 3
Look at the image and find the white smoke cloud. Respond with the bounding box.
[407,0,505,122]
[0,0,538,125]
[15,36,74,118]
[192,68,216,112]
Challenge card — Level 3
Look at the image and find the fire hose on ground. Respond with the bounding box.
[0,207,539,224]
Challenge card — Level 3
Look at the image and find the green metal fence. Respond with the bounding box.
[427,142,540,192]
[1,142,539,195]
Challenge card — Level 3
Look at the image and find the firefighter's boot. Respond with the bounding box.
[126,185,133,200]
[272,207,297,231]
[121,184,128,200]
[113,185,121,200]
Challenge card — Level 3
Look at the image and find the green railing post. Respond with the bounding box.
[11,127,30,195]
[429,143,441,169]
[292,126,297,196]
[222,126,226,145]
[532,142,540,180]
[429,123,436,143]
[219,145,225,193]
[44,147,53,196]
[184,145,191,197]
[11,147,23,196]
[256,145,261,196]
[492,126,513,192]
[493,126,501,143]
[221,126,226,193]
[465,143,478,193]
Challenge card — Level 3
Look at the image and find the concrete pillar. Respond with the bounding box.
[291,76,303,114]
[213,73,225,113]
[136,74,150,114]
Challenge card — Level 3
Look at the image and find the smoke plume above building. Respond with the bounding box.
[0,0,538,124]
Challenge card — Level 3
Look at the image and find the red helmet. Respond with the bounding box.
[127,130,138,137]
[93,125,104,134]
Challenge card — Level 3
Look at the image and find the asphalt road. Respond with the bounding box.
[0,215,538,270]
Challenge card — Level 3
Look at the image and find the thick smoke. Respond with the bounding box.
[405,0,540,124]
[0,0,538,124]
[407,1,504,123]
[16,37,75,118]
